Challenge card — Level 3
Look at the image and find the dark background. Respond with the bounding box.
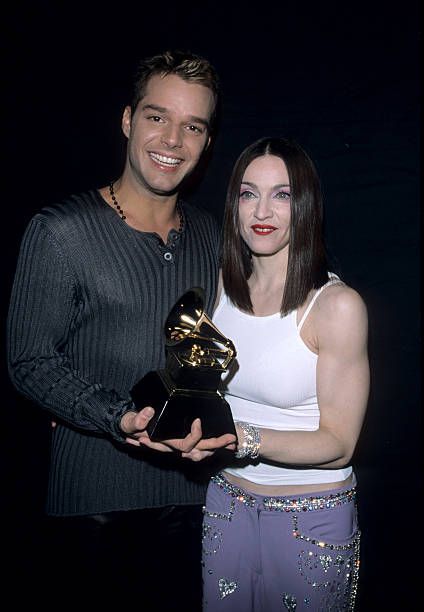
[2,1,421,608]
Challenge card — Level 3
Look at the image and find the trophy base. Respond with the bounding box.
[131,370,236,441]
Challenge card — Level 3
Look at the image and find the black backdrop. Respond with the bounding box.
[2,1,421,608]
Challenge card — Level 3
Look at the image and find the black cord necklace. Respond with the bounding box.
[109,181,184,232]
[109,181,126,220]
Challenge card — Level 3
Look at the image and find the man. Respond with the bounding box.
[7,50,235,610]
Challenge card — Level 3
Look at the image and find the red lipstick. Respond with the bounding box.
[251,224,277,235]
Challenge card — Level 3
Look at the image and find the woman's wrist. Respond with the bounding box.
[234,421,261,459]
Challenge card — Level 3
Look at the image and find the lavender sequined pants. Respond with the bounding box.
[202,473,360,612]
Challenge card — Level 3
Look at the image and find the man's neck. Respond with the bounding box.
[100,180,181,241]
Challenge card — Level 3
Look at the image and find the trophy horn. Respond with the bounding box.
[164,287,236,369]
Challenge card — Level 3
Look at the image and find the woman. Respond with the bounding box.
[201,137,369,611]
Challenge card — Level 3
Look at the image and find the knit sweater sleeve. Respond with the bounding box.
[7,217,132,440]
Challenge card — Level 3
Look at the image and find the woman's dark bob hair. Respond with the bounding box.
[222,137,330,315]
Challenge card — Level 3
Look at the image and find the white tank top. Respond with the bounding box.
[214,276,352,485]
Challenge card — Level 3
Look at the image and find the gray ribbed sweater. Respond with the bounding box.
[7,190,220,516]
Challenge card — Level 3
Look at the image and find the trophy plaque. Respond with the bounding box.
[130,287,237,441]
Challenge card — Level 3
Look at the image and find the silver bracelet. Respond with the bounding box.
[234,421,261,459]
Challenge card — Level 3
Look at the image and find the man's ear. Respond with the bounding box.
[122,106,131,138]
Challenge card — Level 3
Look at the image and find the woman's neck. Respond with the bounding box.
[247,251,288,316]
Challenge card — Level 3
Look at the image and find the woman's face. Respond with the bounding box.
[238,154,291,257]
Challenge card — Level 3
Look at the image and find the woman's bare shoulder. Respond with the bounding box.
[316,282,368,331]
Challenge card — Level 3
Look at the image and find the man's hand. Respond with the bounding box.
[120,408,236,461]
[120,406,156,445]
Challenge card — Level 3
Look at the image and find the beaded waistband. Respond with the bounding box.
[211,472,356,512]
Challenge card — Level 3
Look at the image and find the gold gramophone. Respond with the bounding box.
[130,287,237,441]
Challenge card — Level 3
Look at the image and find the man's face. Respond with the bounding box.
[122,73,214,197]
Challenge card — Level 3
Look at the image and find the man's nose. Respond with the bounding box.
[161,124,183,148]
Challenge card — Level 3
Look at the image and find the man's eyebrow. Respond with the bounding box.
[141,104,210,128]
[141,103,167,113]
